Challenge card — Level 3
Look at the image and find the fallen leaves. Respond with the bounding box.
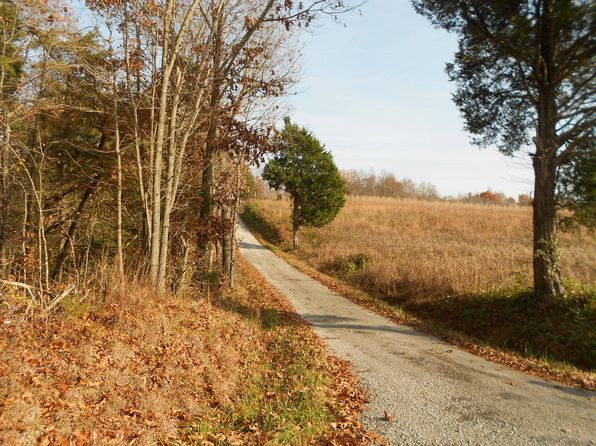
[0,285,256,444]
[1,257,381,445]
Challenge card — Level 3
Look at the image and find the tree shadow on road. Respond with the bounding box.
[301,313,431,337]
[241,207,283,245]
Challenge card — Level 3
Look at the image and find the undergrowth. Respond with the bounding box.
[0,259,374,445]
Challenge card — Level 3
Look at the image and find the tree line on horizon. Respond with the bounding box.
[252,169,535,207]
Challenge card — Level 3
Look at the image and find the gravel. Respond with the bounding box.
[238,221,596,445]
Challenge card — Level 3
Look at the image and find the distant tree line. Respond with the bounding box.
[458,191,534,207]
[341,171,440,201]
[341,171,537,207]
[251,168,537,208]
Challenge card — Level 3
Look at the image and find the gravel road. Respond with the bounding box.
[237,221,596,445]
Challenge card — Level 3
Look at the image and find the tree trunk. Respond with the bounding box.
[532,145,563,301]
[222,220,232,284]
[292,198,300,249]
[111,53,124,278]
[0,122,9,259]
[228,160,242,289]
[157,68,183,293]
[198,154,216,257]
[123,4,151,255]
[149,0,176,286]
[198,2,224,260]
[292,224,300,250]
[531,1,563,301]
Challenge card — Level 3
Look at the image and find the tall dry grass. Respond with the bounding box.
[246,196,596,300]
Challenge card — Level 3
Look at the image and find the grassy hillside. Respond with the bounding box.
[0,259,373,445]
[243,197,596,377]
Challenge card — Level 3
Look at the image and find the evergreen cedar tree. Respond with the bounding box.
[413,0,595,301]
[263,118,346,249]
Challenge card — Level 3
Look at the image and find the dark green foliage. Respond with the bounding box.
[413,0,595,299]
[559,141,596,228]
[263,117,346,243]
[412,0,594,159]
[413,0,595,221]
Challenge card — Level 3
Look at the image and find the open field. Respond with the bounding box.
[243,197,596,371]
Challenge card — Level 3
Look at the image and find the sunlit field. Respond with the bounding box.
[244,196,596,371]
[246,196,595,299]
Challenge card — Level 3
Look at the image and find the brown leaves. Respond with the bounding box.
[37,428,90,446]
[2,257,380,444]
[321,356,383,445]
[0,291,245,444]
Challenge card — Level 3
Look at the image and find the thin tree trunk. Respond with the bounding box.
[111,49,124,278]
[149,0,175,285]
[198,2,224,259]
[221,204,232,284]
[123,3,151,252]
[21,190,29,283]
[292,198,300,249]
[228,160,242,288]
[157,68,183,292]
[0,123,9,259]
[51,177,99,280]
[0,9,10,260]
[147,39,158,251]
[150,0,203,287]
[35,131,49,291]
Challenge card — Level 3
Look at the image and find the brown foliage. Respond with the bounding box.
[0,258,377,445]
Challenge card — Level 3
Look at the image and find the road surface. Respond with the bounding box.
[237,221,596,445]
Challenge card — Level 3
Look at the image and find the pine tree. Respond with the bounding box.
[263,117,346,248]
[413,0,595,300]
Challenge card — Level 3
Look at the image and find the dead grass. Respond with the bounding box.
[0,259,375,445]
[243,197,596,376]
[245,197,595,297]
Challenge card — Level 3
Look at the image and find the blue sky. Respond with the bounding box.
[289,0,534,198]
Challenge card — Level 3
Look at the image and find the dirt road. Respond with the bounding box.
[237,222,596,445]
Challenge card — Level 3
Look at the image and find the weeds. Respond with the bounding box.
[0,258,374,445]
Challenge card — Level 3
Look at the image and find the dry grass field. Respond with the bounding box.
[244,196,596,371]
[246,196,595,297]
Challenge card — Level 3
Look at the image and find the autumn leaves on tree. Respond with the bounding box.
[0,0,352,298]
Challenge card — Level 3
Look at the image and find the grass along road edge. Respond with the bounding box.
[241,204,596,391]
[0,256,380,445]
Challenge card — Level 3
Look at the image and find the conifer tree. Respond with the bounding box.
[263,117,346,248]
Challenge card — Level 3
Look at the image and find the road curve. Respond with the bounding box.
[237,221,596,446]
